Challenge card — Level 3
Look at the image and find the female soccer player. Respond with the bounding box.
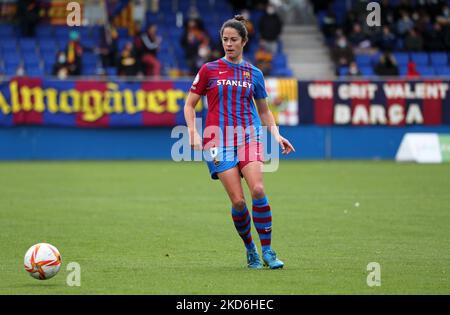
[184,15,295,269]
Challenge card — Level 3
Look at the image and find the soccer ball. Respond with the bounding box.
[24,243,62,280]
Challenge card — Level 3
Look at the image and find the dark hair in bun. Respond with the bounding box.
[220,15,248,42]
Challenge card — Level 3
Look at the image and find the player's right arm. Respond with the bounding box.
[184,92,203,150]
[184,64,209,150]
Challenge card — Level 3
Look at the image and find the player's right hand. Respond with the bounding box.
[189,131,203,151]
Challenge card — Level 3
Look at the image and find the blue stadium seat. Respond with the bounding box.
[116,27,129,39]
[40,47,58,62]
[272,68,293,77]
[81,38,97,49]
[5,64,20,76]
[54,26,71,38]
[435,67,450,76]
[3,52,21,64]
[81,66,98,75]
[272,53,287,68]
[417,66,435,76]
[36,25,53,38]
[360,66,374,76]
[0,24,16,37]
[39,39,58,50]
[22,53,40,65]
[57,39,69,50]
[0,41,18,52]
[410,52,429,65]
[399,65,408,76]
[83,52,98,62]
[26,65,44,76]
[393,52,409,66]
[19,39,37,53]
[338,66,349,76]
[429,52,448,66]
[78,27,92,40]
[105,67,117,76]
[146,12,159,24]
[355,54,372,67]
[44,62,54,75]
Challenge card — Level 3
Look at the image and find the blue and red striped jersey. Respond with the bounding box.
[190,57,268,148]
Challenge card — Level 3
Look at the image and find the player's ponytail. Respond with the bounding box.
[220,15,249,42]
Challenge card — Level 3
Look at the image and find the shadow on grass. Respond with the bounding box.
[7,282,62,289]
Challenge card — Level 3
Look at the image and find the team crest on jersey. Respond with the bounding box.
[243,71,250,79]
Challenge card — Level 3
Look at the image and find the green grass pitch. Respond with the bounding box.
[0,161,449,294]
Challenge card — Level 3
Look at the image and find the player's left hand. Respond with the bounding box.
[277,135,295,155]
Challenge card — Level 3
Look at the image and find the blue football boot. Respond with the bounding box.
[246,246,263,269]
[262,249,284,269]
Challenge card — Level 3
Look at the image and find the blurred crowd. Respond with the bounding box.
[314,0,450,76]
[7,0,284,79]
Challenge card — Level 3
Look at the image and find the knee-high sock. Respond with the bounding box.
[252,196,272,252]
[231,206,255,250]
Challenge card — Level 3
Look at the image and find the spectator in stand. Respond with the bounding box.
[98,25,119,70]
[134,24,161,77]
[342,10,358,36]
[321,5,338,39]
[374,51,399,76]
[240,9,256,53]
[406,60,420,79]
[349,23,372,52]
[181,18,210,75]
[52,51,70,79]
[436,4,450,26]
[377,25,397,51]
[380,0,395,26]
[331,35,354,74]
[417,0,446,20]
[16,0,40,37]
[258,3,283,55]
[117,42,138,77]
[347,61,361,76]
[65,31,84,76]
[395,0,414,20]
[436,5,450,49]
[415,12,432,35]
[404,28,424,51]
[254,39,273,75]
[396,10,414,38]
[425,22,446,51]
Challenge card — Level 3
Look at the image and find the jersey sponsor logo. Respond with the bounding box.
[219,71,228,74]
[216,79,252,89]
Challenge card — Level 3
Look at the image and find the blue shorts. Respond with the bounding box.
[204,142,264,180]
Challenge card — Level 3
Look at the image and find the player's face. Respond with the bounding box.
[222,27,246,61]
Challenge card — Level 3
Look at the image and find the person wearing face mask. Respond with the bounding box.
[52,51,70,79]
[258,4,283,55]
[331,35,355,75]
[347,61,361,76]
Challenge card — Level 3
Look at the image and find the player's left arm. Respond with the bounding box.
[255,98,295,155]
